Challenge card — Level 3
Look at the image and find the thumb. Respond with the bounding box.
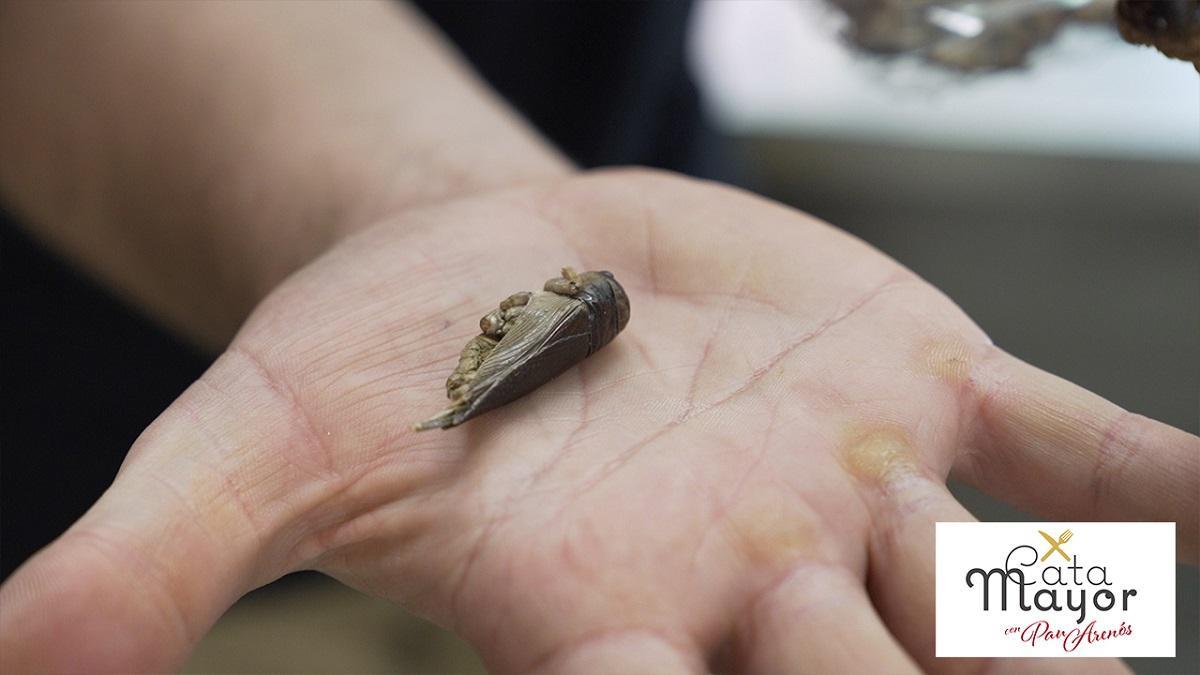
[0,484,251,672]
[0,354,306,672]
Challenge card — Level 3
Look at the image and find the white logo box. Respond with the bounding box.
[935,522,1175,657]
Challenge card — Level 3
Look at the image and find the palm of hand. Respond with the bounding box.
[7,170,1188,674]
[224,171,1014,673]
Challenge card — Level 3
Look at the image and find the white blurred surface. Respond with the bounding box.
[689,0,1200,160]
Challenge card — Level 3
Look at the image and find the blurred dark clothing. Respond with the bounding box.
[2,3,731,578]
[414,1,734,181]
[1,223,212,578]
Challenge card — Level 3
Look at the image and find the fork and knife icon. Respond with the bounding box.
[1039,528,1073,562]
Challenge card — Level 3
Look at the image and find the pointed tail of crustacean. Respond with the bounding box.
[412,407,461,432]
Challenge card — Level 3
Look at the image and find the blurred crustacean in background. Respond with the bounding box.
[825,0,1197,71]
[1116,0,1200,71]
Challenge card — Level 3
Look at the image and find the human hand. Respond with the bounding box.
[2,170,1195,673]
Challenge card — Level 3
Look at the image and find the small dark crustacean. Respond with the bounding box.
[413,267,630,431]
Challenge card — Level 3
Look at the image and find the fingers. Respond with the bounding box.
[524,631,703,675]
[955,347,1200,561]
[732,563,920,675]
[860,455,984,673]
[860,447,1129,674]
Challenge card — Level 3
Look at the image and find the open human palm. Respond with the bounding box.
[1,171,1194,674]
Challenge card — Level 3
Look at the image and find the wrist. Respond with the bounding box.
[230,122,574,308]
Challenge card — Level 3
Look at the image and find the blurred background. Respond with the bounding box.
[2,1,1196,673]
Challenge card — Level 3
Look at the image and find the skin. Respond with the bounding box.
[0,3,1196,674]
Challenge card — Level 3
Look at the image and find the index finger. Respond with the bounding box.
[952,347,1199,561]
